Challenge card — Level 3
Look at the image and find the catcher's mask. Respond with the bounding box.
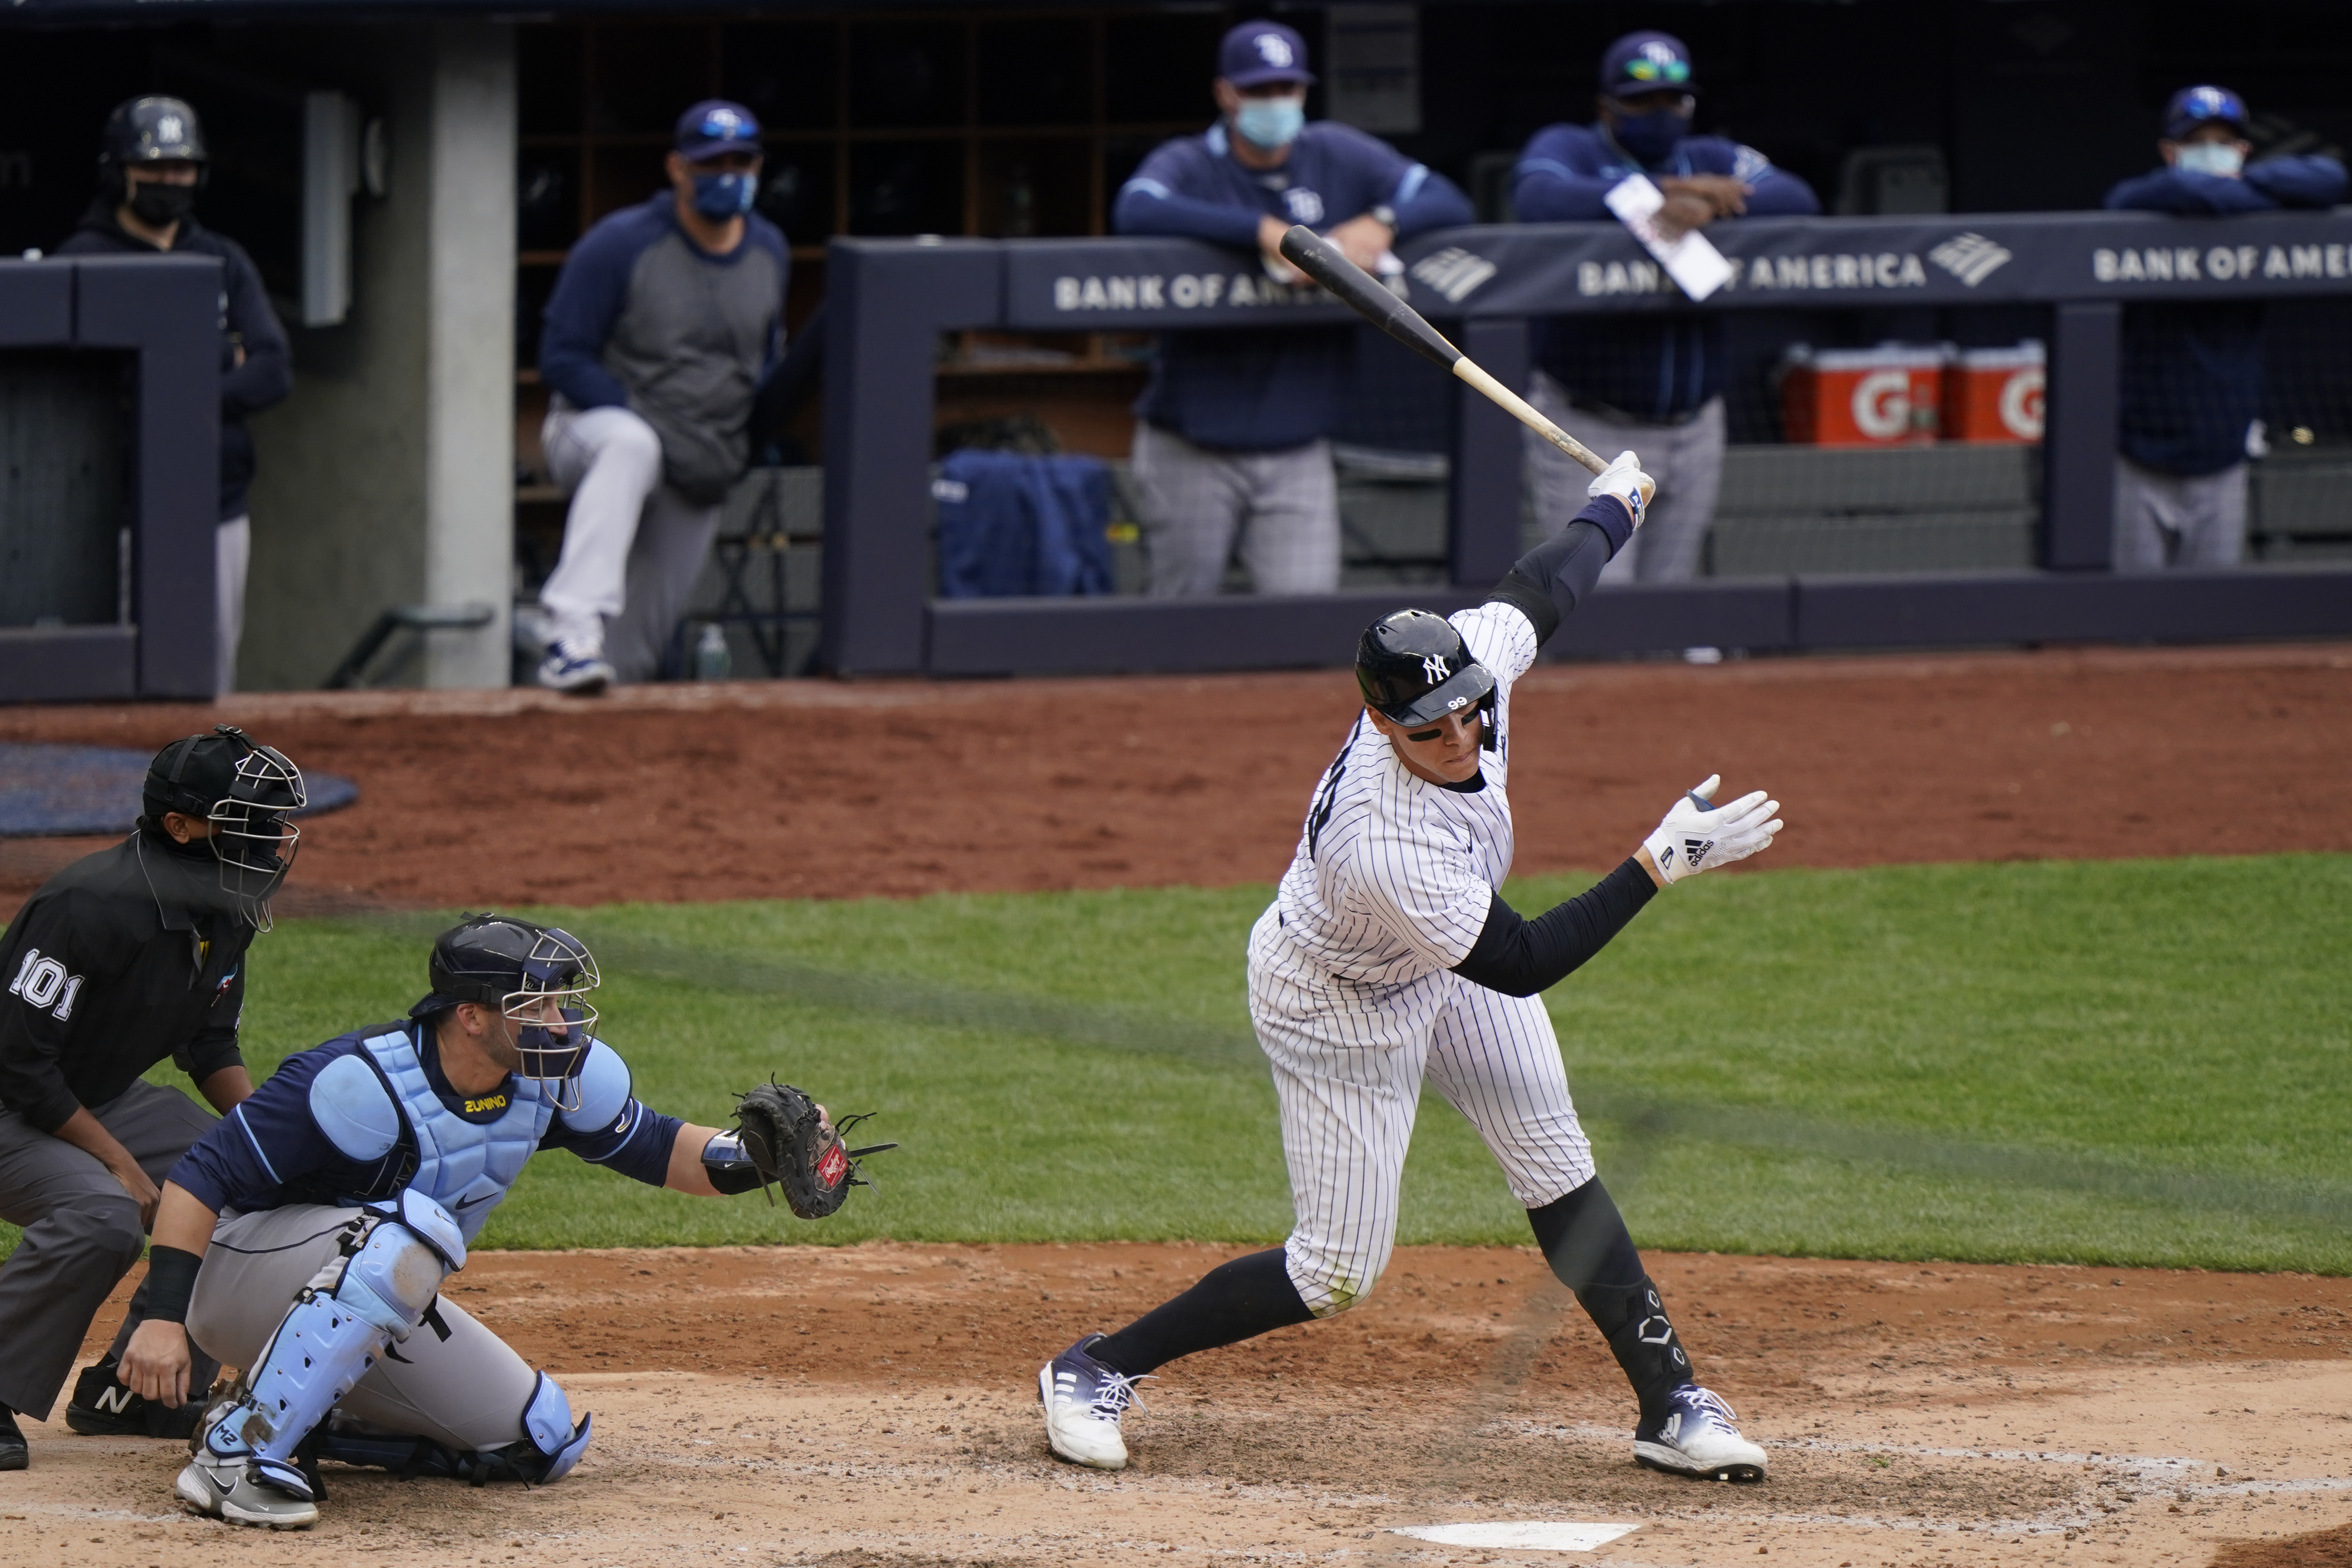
[1355,609,1498,751]
[413,914,601,1111]
[142,724,307,930]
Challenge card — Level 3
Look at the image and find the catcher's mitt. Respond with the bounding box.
[731,1079,895,1220]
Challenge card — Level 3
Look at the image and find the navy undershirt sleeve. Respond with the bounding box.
[541,1099,683,1188]
[1481,499,1631,647]
[1450,859,1657,997]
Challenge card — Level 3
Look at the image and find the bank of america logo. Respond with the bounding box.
[1929,232,2013,287]
[1409,247,1498,303]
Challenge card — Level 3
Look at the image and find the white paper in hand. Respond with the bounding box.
[1603,174,1737,302]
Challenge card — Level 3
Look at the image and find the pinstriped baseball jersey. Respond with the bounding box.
[1265,601,1539,988]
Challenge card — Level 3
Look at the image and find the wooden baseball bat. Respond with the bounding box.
[1278,224,1612,478]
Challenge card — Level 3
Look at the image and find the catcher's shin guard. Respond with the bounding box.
[203,1196,460,1498]
[309,1371,590,1486]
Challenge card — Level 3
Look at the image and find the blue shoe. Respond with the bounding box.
[536,637,613,695]
[1037,1334,1150,1470]
[1634,1385,1767,1482]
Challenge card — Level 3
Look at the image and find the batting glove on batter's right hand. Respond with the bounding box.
[1642,774,1782,885]
[1587,448,1656,531]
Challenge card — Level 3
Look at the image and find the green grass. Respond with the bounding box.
[11,854,2348,1272]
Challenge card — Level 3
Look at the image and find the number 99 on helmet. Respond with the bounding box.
[1355,609,1498,749]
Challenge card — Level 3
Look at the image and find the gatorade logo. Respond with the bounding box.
[2000,366,2046,440]
[1851,369,1913,441]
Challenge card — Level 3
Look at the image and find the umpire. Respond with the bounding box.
[54,98,292,695]
[0,726,303,1469]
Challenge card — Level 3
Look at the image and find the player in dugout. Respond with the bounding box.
[533,99,788,693]
[1114,20,1473,598]
[55,98,292,695]
[1512,31,1816,623]
[0,727,304,1470]
[2103,86,2346,570]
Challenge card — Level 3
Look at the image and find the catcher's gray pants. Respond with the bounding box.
[0,1081,221,1420]
[187,1204,538,1452]
[1526,376,1726,584]
[2112,456,2247,571]
[541,403,725,683]
[1131,422,1341,596]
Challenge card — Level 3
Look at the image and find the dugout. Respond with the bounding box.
[2,0,2349,692]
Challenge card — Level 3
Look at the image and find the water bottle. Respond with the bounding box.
[692,623,732,681]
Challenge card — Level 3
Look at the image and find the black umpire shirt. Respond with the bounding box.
[0,831,250,1132]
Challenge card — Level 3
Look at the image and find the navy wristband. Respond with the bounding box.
[143,1244,204,1324]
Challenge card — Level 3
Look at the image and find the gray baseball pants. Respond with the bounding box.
[0,1080,221,1420]
[1130,423,1341,596]
[1526,375,1726,584]
[541,403,725,682]
[2113,457,2247,570]
[187,1203,538,1452]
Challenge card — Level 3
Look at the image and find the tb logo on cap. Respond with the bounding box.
[1256,31,1296,67]
[702,106,748,140]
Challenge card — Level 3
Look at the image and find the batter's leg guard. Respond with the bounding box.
[200,1197,460,1500]
[1529,1179,1694,1423]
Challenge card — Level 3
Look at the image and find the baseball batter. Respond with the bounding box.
[114,914,850,1528]
[1039,450,1784,1481]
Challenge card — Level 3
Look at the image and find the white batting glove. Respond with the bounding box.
[1641,774,1782,885]
[1587,448,1656,531]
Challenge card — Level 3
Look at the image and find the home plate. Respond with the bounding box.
[1391,1521,1639,1551]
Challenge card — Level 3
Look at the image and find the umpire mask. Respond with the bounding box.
[142,725,307,930]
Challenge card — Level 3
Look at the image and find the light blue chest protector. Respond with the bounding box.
[306,1023,634,1244]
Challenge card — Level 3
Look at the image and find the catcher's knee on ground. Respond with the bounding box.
[312,1369,591,1485]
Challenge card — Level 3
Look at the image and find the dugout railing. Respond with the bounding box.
[0,254,224,702]
[819,212,2352,678]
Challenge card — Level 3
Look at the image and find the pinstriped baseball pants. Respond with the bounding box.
[1247,908,1597,1318]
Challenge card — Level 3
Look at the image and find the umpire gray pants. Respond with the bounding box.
[1131,423,1341,596]
[0,1080,221,1420]
[1526,375,1726,584]
[188,1204,539,1452]
[2113,456,2247,571]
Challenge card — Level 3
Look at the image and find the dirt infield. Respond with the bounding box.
[5,644,2351,1565]
[2,642,2347,918]
[9,1243,2352,1567]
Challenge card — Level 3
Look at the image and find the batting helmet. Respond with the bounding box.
[143,725,306,929]
[1356,610,1497,744]
[413,915,602,1110]
[98,96,208,196]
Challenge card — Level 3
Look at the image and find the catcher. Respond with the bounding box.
[113,914,884,1529]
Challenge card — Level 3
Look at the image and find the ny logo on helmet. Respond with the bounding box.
[1256,32,1295,67]
[157,115,185,144]
[1421,654,1450,683]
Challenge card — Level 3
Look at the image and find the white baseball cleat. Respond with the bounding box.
[176,1457,319,1528]
[1633,1385,1767,1482]
[1037,1334,1150,1470]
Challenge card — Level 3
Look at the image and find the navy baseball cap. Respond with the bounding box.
[2164,85,2249,141]
[1601,30,1699,98]
[676,100,762,160]
[1220,21,1315,89]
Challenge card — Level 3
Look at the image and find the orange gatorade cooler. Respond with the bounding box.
[1780,344,1944,446]
[1941,342,2045,443]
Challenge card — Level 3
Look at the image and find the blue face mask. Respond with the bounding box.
[1234,95,1306,151]
[2175,141,2245,178]
[1610,108,1691,166]
[690,170,757,220]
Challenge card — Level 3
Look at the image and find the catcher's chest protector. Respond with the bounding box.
[361,1030,559,1243]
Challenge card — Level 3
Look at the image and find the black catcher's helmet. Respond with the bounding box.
[414,914,602,1110]
[1355,610,1498,747]
[142,725,306,929]
[98,97,209,196]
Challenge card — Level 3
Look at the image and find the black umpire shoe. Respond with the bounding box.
[0,1404,26,1470]
[65,1356,199,1441]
